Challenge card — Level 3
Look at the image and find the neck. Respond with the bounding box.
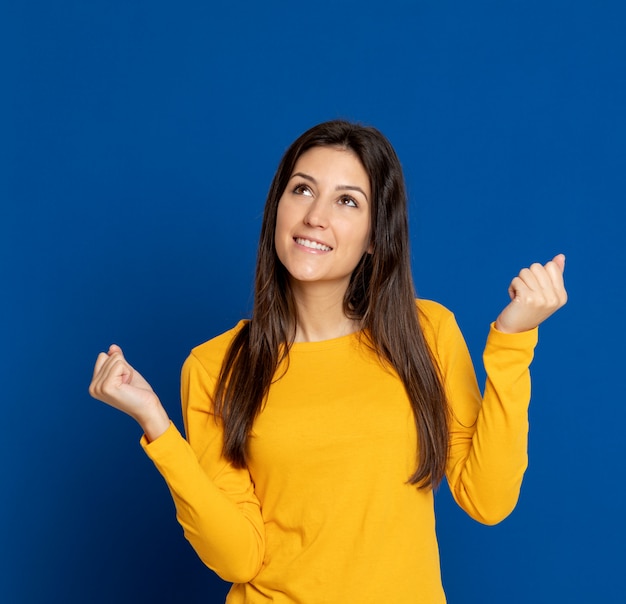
[290,281,360,342]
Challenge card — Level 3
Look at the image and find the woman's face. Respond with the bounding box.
[275,146,372,293]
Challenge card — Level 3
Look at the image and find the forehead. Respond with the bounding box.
[291,146,370,190]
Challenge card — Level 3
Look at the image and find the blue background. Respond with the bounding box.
[2,1,624,602]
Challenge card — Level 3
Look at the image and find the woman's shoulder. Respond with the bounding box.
[186,320,249,372]
[414,299,467,368]
[415,298,459,345]
[416,298,454,323]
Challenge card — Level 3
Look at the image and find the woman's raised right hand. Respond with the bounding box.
[89,344,170,441]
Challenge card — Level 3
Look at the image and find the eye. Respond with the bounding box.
[293,183,313,196]
[338,195,358,208]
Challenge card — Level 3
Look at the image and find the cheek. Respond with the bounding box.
[274,202,290,260]
[274,205,287,242]
[352,220,373,254]
[366,222,373,253]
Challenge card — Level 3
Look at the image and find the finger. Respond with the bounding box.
[524,263,566,309]
[515,267,541,293]
[544,260,568,305]
[92,352,110,380]
[551,253,566,273]
[92,355,126,397]
[109,343,123,353]
[528,263,554,291]
[93,348,125,384]
[103,356,133,388]
[545,259,566,287]
[92,344,125,382]
[90,354,114,398]
[508,275,528,301]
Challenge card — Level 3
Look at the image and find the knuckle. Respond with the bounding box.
[545,294,558,308]
[523,293,536,306]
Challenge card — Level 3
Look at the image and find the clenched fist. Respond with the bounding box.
[89,345,170,441]
[495,254,567,334]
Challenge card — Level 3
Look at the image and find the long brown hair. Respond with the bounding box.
[213,120,449,488]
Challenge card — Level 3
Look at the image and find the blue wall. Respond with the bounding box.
[2,1,624,602]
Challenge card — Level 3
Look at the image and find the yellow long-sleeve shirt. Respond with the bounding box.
[142,299,537,603]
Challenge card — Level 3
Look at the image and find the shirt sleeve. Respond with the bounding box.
[436,310,538,525]
[140,351,265,583]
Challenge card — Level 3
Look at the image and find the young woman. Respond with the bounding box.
[89,120,567,603]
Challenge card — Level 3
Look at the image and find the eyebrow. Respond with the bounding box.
[291,172,369,202]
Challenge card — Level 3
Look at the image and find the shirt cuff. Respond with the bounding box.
[488,322,538,348]
[140,421,183,458]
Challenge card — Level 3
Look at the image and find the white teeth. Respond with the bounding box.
[295,238,332,251]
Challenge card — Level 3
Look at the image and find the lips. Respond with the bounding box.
[294,237,333,252]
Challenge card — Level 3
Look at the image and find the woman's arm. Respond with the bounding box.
[89,345,266,582]
[442,254,567,524]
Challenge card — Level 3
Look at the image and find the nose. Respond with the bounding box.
[303,197,329,228]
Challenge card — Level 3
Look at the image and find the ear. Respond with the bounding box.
[366,241,374,254]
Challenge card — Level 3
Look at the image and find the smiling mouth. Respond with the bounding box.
[294,237,333,252]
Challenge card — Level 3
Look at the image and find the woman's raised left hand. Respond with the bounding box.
[495,254,568,334]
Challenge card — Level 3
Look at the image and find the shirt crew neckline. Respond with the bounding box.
[233,319,366,352]
[289,330,364,352]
